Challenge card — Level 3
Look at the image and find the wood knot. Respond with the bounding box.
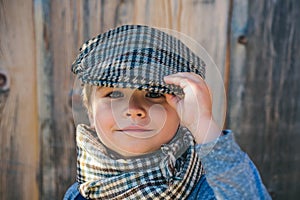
[0,69,9,93]
[238,35,248,45]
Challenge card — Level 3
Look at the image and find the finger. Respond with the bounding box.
[164,75,190,88]
[208,87,213,102]
[165,72,204,83]
[164,74,206,89]
[164,74,208,95]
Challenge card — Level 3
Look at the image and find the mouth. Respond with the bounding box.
[117,125,153,132]
[115,126,157,138]
[120,129,152,132]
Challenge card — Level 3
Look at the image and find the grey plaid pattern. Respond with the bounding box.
[76,124,204,199]
[72,25,206,96]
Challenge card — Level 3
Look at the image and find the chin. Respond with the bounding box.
[116,145,158,157]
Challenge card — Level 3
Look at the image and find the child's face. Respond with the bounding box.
[89,87,180,157]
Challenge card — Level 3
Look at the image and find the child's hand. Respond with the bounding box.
[164,72,222,144]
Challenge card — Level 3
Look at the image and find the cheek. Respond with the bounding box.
[148,104,167,126]
[163,105,180,129]
[148,104,179,127]
[93,103,115,130]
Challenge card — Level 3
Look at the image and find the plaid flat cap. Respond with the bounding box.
[72,25,206,96]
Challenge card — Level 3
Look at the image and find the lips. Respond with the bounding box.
[115,125,157,138]
[117,125,152,132]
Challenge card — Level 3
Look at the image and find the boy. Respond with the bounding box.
[64,25,271,199]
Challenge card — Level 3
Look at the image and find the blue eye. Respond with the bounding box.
[145,92,164,98]
[107,91,124,98]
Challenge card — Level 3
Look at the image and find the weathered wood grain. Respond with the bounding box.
[1,0,299,199]
[34,0,57,199]
[0,0,39,199]
[228,0,300,199]
[34,0,81,199]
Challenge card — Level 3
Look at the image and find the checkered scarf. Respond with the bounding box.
[76,124,204,199]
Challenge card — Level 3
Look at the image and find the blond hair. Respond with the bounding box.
[82,84,94,114]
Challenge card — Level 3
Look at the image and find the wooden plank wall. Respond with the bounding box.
[228,0,300,199]
[0,0,299,199]
[0,0,39,199]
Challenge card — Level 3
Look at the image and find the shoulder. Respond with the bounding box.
[187,175,216,200]
[64,182,86,200]
[65,178,216,199]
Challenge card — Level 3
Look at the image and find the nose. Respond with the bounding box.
[124,94,146,119]
[125,110,145,118]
